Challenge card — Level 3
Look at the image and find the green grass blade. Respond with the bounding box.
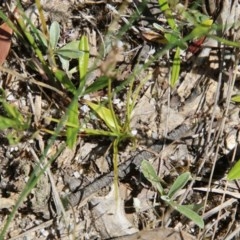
[170,46,181,88]
[168,172,191,199]
[78,35,89,94]
[158,0,177,30]
[0,116,21,130]
[66,98,79,148]
[15,7,46,64]
[209,35,240,48]
[79,35,89,79]
[2,101,24,122]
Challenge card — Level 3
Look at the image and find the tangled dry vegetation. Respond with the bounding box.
[1,0,240,239]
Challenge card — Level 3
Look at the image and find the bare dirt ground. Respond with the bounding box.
[1,0,240,239]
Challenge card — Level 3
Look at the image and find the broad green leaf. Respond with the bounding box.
[66,98,79,148]
[56,40,83,58]
[170,47,181,88]
[183,203,204,213]
[79,35,89,80]
[49,21,60,50]
[54,69,76,94]
[61,40,80,49]
[56,49,83,59]
[85,76,109,94]
[59,55,70,72]
[85,100,121,132]
[168,172,191,199]
[227,159,240,180]
[231,95,240,103]
[170,201,204,228]
[141,160,164,195]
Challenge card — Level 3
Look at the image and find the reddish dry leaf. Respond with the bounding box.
[187,36,206,55]
[0,22,13,65]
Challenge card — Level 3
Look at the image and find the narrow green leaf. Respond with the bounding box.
[227,159,240,180]
[79,35,89,80]
[158,0,177,30]
[54,69,76,93]
[82,128,119,137]
[78,35,89,95]
[59,55,70,72]
[85,100,120,132]
[141,160,164,195]
[170,201,204,228]
[49,21,60,50]
[36,29,48,48]
[170,47,181,88]
[2,101,24,123]
[81,128,118,137]
[161,195,171,203]
[168,172,191,199]
[0,116,21,130]
[209,35,240,48]
[231,95,240,103]
[85,76,109,94]
[66,98,79,148]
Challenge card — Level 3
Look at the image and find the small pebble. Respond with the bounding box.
[40,229,49,237]
[73,171,81,178]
